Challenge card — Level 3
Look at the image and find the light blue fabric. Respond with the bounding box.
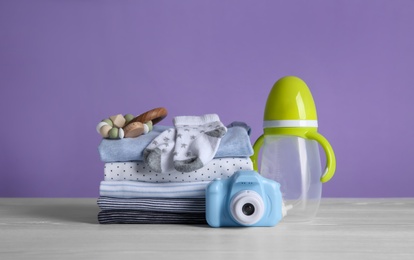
[98,123,254,163]
[99,181,209,198]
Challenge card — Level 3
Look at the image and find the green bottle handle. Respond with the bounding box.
[305,131,336,182]
[251,132,336,183]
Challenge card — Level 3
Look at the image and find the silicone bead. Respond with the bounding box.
[99,125,112,138]
[108,127,119,139]
[118,128,125,139]
[145,121,153,132]
[109,114,126,128]
[96,122,109,134]
[143,124,149,134]
[124,114,134,124]
[101,119,113,127]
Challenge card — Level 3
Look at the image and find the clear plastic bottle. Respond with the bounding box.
[251,76,336,222]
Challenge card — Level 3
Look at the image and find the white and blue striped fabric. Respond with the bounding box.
[99,181,209,199]
[97,197,205,213]
[98,210,206,224]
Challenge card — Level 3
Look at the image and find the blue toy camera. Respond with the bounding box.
[205,170,283,227]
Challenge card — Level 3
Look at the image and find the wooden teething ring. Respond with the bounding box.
[125,107,168,127]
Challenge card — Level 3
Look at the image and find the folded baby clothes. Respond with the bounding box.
[104,157,253,182]
[98,122,253,163]
[97,119,254,224]
[97,197,205,213]
[99,181,209,199]
[98,210,206,224]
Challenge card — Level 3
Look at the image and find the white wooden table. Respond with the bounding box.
[0,198,413,260]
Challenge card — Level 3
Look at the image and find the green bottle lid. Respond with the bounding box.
[264,76,318,129]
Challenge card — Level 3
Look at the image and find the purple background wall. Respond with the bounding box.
[1,0,413,198]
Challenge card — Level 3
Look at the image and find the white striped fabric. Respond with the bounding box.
[99,181,209,199]
[97,197,205,213]
[98,210,206,224]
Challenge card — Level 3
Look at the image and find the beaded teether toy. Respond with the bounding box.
[96,107,168,139]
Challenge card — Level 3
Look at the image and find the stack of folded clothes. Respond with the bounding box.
[97,114,254,224]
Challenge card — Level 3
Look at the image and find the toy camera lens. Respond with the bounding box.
[231,190,265,226]
[242,203,255,216]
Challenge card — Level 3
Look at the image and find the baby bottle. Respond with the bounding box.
[251,76,336,222]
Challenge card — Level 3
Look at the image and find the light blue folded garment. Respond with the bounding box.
[99,181,209,198]
[98,122,254,163]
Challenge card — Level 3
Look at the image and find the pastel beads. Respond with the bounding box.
[144,120,153,133]
[99,125,112,138]
[96,114,153,139]
[96,122,109,134]
[108,127,119,139]
[96,108,168,139]
[101,119,113,127]
[109,114,126,128]
[124,114,134,124]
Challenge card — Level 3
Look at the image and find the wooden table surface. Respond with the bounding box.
[0,198,413,260]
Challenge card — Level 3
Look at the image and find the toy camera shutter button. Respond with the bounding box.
[251,76,336,222]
